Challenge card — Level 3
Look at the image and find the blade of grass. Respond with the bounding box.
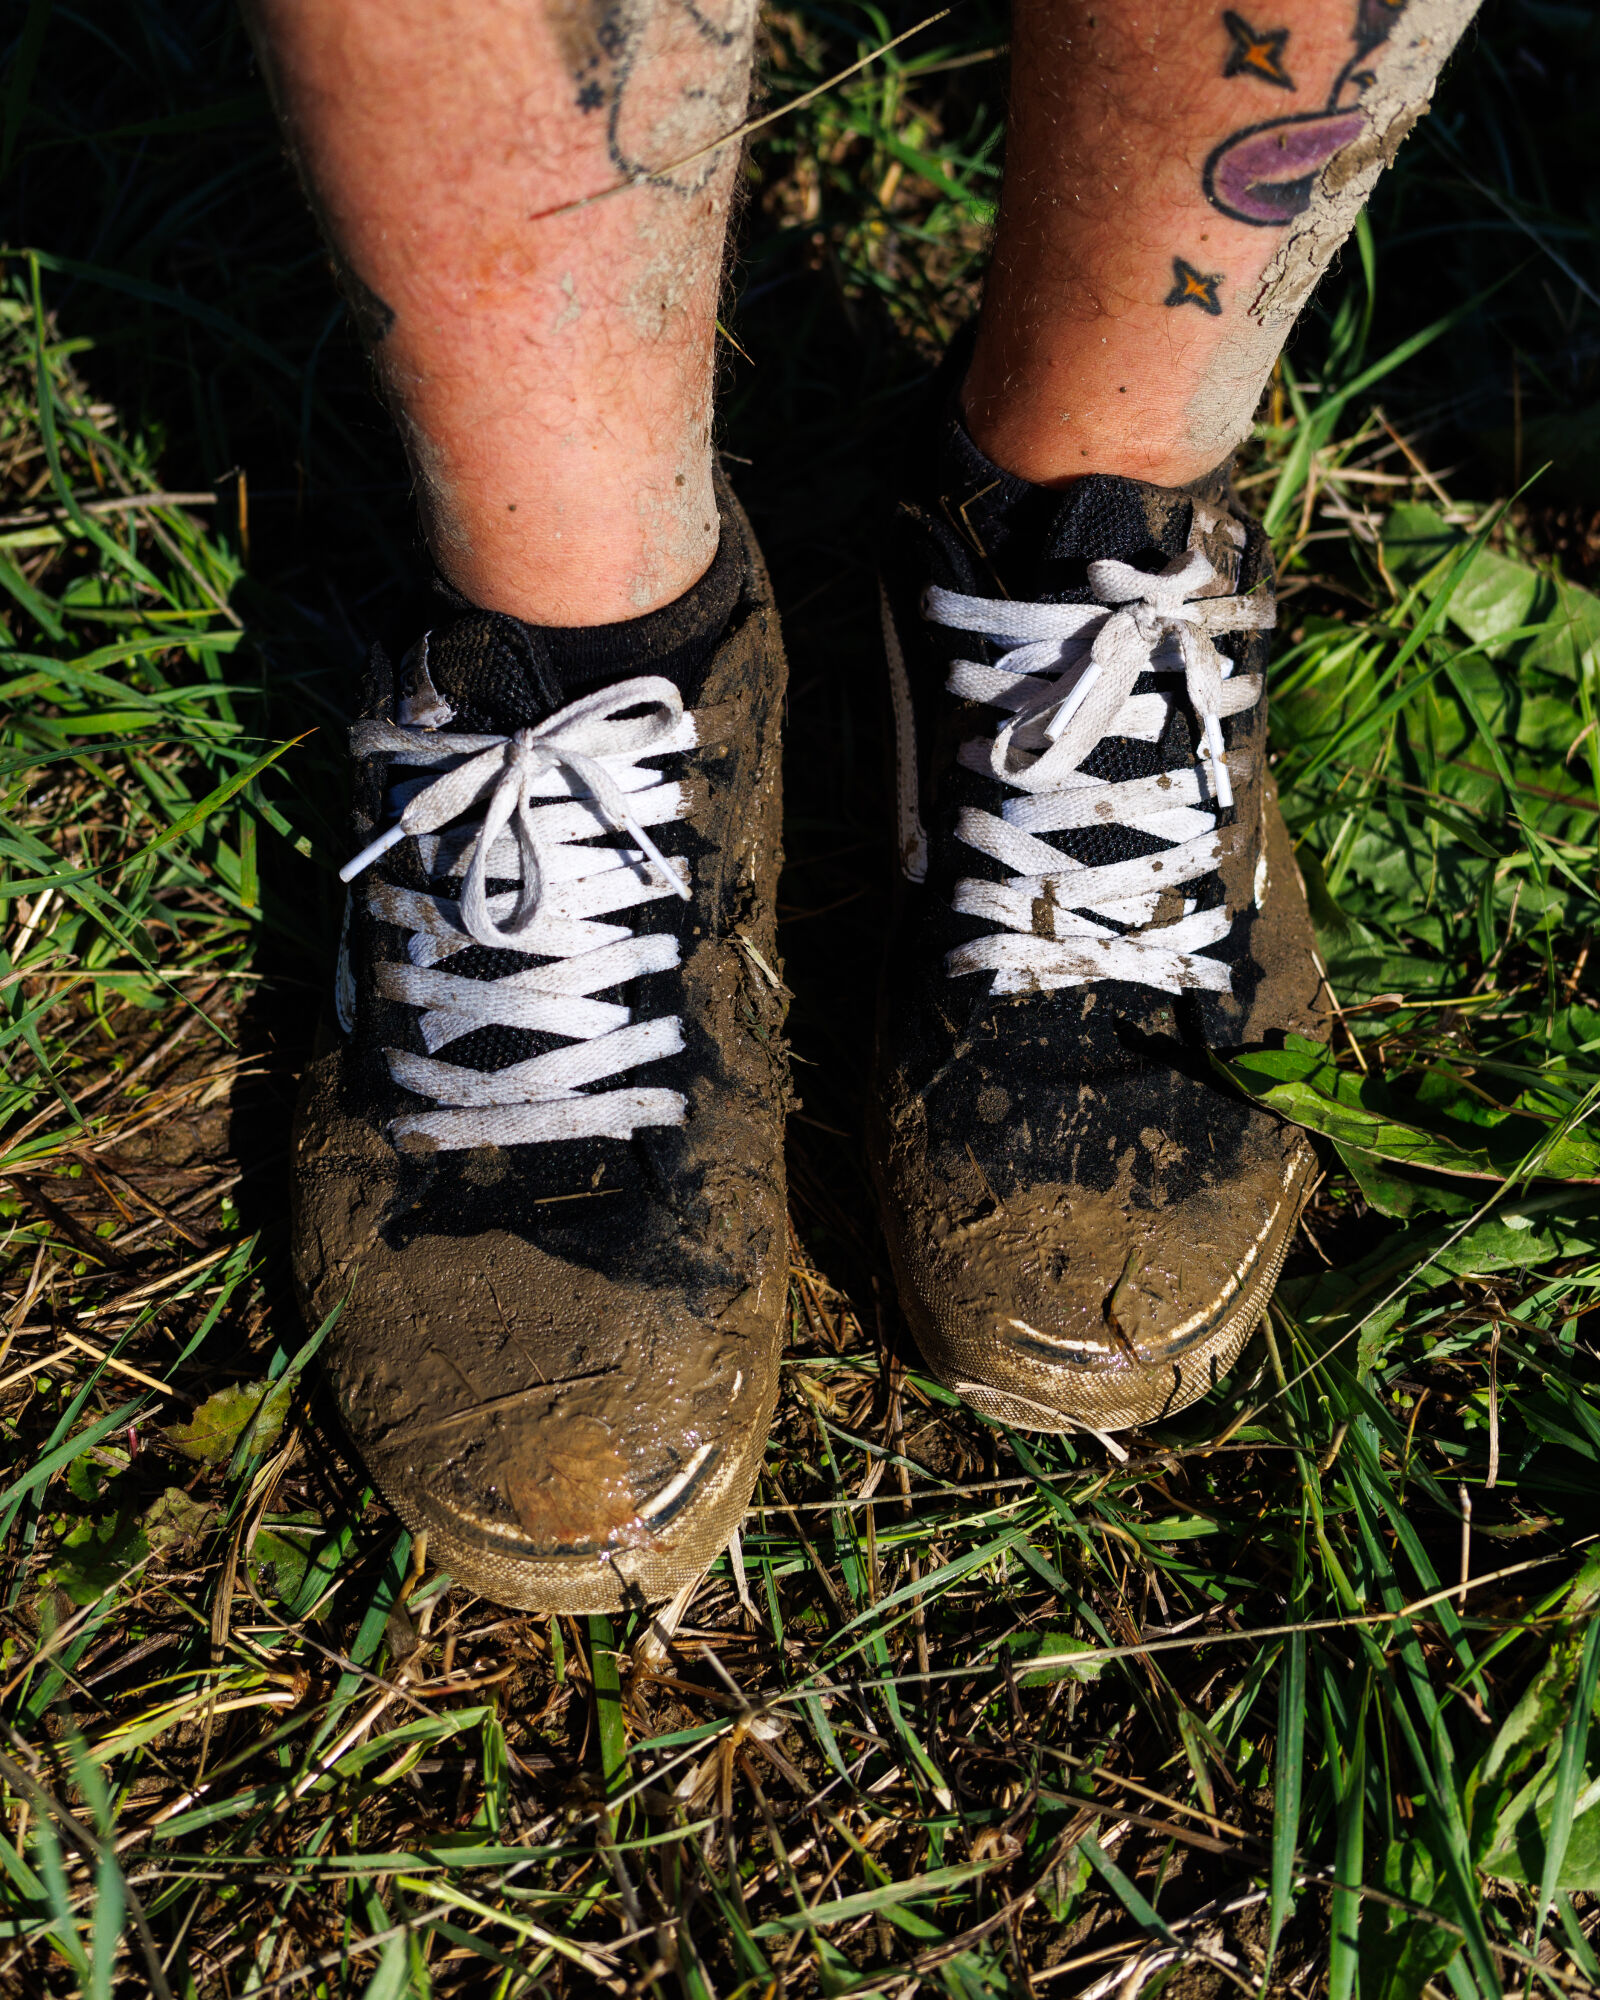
[588,1614,630,1813]
[1530,1617,1600,1965]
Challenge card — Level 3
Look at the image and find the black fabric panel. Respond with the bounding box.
[425,521,743,729]
[873,350,1275,1207]
[335,490,768,1285]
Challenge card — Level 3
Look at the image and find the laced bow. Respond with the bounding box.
[337,675,697,1152]
[341,678,692,940]
[928,548,1272,811]
[922,544,1274,997]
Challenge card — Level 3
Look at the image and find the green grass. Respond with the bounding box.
[2,0,1600,1993]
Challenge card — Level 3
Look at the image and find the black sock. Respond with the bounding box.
[410,520,743,734]
[538,521,742,694]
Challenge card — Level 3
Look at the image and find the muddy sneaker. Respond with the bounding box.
[292,490,789,1612]
[870,416,1327,1436]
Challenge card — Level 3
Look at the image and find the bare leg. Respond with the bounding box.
[246,0,754,624]
[965,0,1481,486]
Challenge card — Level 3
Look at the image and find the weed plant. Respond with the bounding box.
[1,0,1599,1994]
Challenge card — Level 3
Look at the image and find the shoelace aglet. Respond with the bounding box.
[1200,714,1233,810]
[339,821,406,885]
[1043,661,1101,742]
[634,830,692,902]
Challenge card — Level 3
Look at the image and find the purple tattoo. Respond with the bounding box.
[1204,0,1407,226]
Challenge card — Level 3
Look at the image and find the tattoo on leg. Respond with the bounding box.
[1166,260,1224,315]
[545,0,755,193]
[1221,10,1294,88]
[1205,0,1409,225]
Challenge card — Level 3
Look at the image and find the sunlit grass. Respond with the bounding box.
[2,1,1599,1994]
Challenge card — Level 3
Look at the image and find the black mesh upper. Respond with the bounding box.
[338,506,768,1269]
[873,377,1277,1209]
[424,523,743,726]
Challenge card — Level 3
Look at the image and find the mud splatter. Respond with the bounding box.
[551,271,583,333]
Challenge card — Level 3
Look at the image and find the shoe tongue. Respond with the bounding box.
[935,413,1201,603]
[1033,476,1191,599]
[407,610,564,735]
[396,527,744,734]
[988,472,1202,605]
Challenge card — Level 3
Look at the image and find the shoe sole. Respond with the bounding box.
[884,1139,1316,1436]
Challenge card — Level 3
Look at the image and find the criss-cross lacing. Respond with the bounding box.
[340,675,698,1151]
[924,545,1273,996]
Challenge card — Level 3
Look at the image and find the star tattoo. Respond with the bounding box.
[1165,259,1224,316]
[1221,10,1294,88]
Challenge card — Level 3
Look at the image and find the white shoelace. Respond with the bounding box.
[339,675,697,1151]
[925,545,1273,996]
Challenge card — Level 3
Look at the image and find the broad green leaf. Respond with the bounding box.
[1478,1560,1600,1894]
[1482,1789,1600,1893]
[1525,577,1600,684]
[1359,1834,1464,1999]
[1381,502,1461,581]
[44,1510,148,1606]
[1334,1141,1483,1220]
[140,1486,212,1558]
[1001,1630,1103,1683]
[1379,503,1600,687]
[248,1526,310,1606]
[1222,1035,1600,1183]
[1432,1204,1600,1279]
[1446,549,1540,656]
[163,1378,289,1464]
[1539,1620,1600,1930]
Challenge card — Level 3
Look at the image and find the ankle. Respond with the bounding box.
[958,296,1257,492]
[960,373,1223,493]
[423,455,722,628]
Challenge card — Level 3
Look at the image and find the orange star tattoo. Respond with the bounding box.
[1222,10,1295,89]
[1165,259,1224,316]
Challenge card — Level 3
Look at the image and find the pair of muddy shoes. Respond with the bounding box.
[292,408,1325,1615]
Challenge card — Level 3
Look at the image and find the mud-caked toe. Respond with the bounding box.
[875,1057,1315,1435]
[297,1107,782,1609]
